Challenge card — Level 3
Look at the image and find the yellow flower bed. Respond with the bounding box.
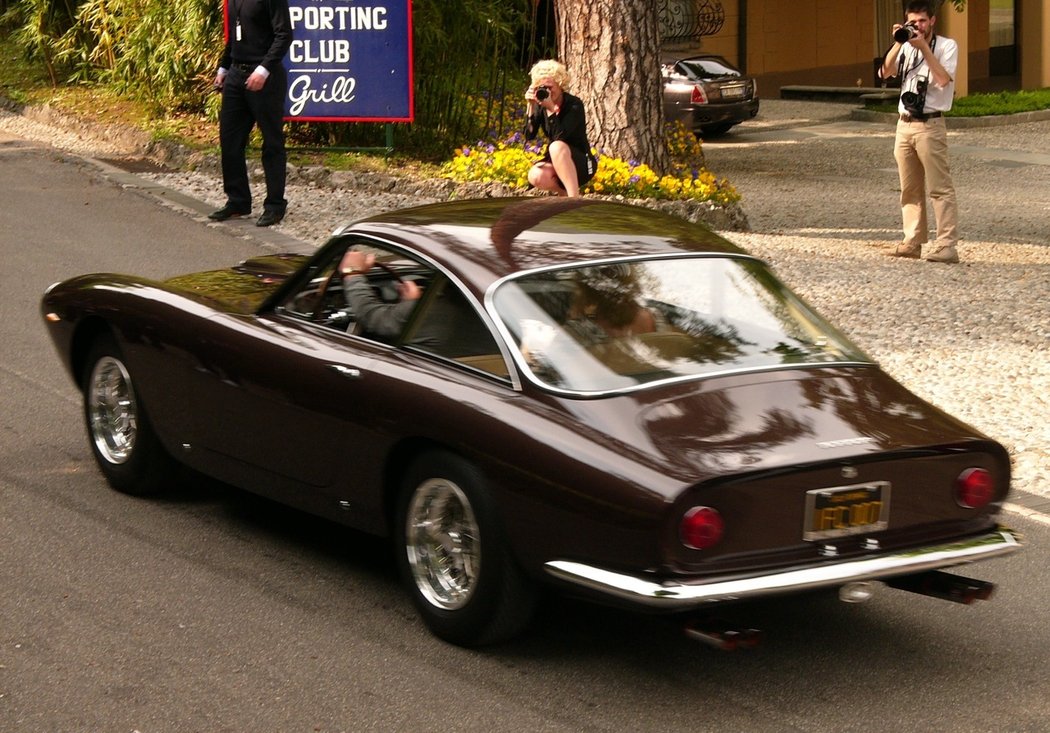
[441,122,739,206]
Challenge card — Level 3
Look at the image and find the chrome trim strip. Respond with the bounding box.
[517,359,876,399]
[544,527,1022,609]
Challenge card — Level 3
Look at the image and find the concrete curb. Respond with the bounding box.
[850,107,1050,128]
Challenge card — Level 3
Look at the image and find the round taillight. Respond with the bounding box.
[956,468,995,509]
[680,506,724,550]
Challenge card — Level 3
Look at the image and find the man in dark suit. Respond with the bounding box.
[209,0,293,227]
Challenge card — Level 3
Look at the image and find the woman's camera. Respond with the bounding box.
[894,22,919,43]
[535,86,551,102]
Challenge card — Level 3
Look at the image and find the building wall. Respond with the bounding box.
[688,0,1049,95]
[1020,0,1050,88]
[968,0,992,85]
[693,0,740,60]
[702,0,878,90]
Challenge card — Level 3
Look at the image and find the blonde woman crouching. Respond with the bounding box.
[524,60,597,197]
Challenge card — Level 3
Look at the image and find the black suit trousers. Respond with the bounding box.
[219,65,288,214]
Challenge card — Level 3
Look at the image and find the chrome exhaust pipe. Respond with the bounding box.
[839,581,879,603]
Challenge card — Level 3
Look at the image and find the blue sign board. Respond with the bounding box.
[284,0,414,122]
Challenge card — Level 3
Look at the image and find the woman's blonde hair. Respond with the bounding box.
[529,59,570,89]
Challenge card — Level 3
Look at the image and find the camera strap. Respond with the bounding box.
[898,34,937,86]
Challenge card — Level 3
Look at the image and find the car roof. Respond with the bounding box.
[339,198,747,293]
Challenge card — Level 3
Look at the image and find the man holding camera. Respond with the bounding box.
[880,0,960,264]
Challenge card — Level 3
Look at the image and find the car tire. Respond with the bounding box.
[81,335,172,496]
[700,123,734,137]
[396,450,537,646]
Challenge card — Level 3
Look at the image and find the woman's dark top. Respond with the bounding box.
[525,92,597,184]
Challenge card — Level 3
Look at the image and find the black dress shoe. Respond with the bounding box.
[208,205,250,221]
[256,210,284,227]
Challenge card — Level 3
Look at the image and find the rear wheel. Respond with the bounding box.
[396,451,536,646]
[700,122,735,137]
[82,335,172,496]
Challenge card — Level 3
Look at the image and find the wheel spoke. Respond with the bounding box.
[88,356,137,465]
[406,477,481,610]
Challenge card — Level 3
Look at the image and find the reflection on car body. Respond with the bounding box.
[41,198,1020,648]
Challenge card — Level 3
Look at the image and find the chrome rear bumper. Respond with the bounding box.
[544,527,1022,610]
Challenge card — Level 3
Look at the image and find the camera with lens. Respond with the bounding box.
[894,22,919,43]
[900,76,929,117]
[535,85,551,102]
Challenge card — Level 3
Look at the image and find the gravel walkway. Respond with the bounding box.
[2,98,1047,499]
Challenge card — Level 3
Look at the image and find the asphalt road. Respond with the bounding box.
[2,131,1049,733]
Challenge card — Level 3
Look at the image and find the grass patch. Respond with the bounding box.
[951,88,1050,116]
[0,34,52,104]
[869,87,1050,116]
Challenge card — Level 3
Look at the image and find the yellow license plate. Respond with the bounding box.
[803,482,890,541]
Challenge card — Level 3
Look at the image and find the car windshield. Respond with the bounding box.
[491,256,871,394]
[675,57,740,80]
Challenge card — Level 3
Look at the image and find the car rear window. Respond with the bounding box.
[491,256,871,394]
[675,58,740,80]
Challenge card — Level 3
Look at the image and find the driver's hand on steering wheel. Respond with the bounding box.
[397,280,422,301]
[340,249,374,276]
[340,249,421,302]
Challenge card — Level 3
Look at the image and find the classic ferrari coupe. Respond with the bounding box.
[41,198,1021,647]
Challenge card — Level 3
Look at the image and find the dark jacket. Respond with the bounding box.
[219,0,293,73]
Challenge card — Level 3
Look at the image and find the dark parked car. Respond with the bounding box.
[663,53,760,136]
[42,198,1020,648]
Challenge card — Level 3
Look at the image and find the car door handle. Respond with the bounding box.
[327,364,362,379]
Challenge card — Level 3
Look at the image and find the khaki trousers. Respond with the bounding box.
[893,117,958,248]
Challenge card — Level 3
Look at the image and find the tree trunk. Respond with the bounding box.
[554,0,672,173]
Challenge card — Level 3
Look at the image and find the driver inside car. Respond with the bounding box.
[339,249,422,339]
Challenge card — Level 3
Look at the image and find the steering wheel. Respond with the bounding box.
[310,254,406,327]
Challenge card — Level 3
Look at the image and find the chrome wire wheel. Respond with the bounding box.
[405,478,481,610]
[87,356,138,465]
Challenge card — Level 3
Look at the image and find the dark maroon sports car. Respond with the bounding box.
[41,198,1021,648]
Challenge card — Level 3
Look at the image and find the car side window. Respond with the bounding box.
[279,238,431,339]
[404,278,509,378]
[339,244,435,343]
[280,256,344,323]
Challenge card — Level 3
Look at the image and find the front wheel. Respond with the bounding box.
[396,451,536,646]
[82,335,173,496]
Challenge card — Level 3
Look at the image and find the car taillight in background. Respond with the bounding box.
[681,506,724,550]
[956,468,995,508]
[691,85,709,105]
